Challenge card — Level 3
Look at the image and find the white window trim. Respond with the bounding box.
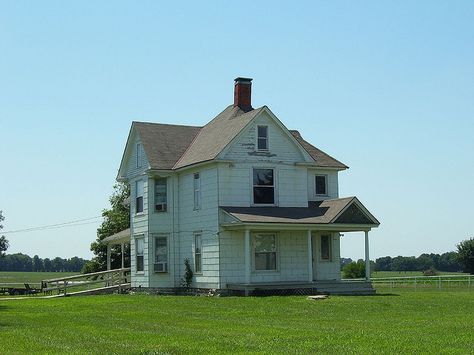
[153,234,168,273]
[320,234,332,262]
[193,232,203,275]
[154,178,168,213]
[315,174,328,197]
[134,235,145,274]
[256,125,269,151]
[252,233,279,273]
[251,167,277,206]
[193,172,201,210]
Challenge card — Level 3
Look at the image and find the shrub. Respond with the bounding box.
[423,267,439,276]
[343,261,366,279]
[181,258,194,290]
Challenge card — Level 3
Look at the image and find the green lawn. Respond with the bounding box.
[0,271,79,286]
[1,291,473,354]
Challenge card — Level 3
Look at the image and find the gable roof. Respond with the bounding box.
[290,131,349,170]
[133,122,201,170]
[173,105,263,169]
[122,106,348,172]
[220,196,379,226]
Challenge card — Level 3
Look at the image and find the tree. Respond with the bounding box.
[85,183,130,273]
[456,238,474,274]
[33,255,43,272]
[342,260,366,279]
[0,211,9,257]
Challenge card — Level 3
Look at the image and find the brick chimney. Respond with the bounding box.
[234,77,253,111]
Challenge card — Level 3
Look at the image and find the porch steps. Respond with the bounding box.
[315,281,375,295]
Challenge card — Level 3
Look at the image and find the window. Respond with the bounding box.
[254,234,277,271]
[154,236,168,273]
[136,143,143,168]
[315,175,327,196]
[320,235,331,261]
[253,168,274,204]
[194,233,202,273]
[193,173,201,210]
[135,180,144,213]
[135,237,144,272]
[154,178,167,212]
[257,125,268,150]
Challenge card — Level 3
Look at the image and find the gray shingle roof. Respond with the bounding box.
[133,122,201,170]
[220,197,378,225]
[290,130,349,169]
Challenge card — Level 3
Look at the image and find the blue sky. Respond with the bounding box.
[0,1,473,260]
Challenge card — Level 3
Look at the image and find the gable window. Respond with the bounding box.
[194,233,202,274]
[253,168,274,204]
[135,180,144,214]
[257,125,268,150]
[136,143,143,168]
[154,178,167,212]
[193,173,201,210]
[254,234,277,271]
[135,236,144,272]
[154,236,168,273]
[320,235,331,261]
[315,175,327,196]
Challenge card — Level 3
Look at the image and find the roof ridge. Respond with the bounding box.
[133,121,202,128]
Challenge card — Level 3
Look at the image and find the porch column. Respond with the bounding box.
[365,230,370,280]
[244,229,251,284]
[106,244,111,270]
[121,242,125,269]
[307,230,313,282]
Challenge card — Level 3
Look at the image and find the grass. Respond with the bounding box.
[370,270,467,278]
[0,290,473,354]
[0,271,78,286]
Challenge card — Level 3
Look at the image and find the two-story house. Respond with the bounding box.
[106,78,380,295]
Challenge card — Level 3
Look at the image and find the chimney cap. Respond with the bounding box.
[234,77,253,84]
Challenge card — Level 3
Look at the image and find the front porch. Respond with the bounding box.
[227,280,375,296]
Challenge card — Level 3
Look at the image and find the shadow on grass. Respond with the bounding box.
[372,293,400,297]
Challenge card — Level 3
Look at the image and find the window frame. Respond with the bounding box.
[153,235,168,273]
[154,178,167,213]
[135,236,145,273]
[194,233,202,274]
[253,233,278,272]
[256,125,269,151]
[136,143,143,168]
[315,174,328,196]
[320,234,332,262]
[193,173,201,210]
[252,168,275,206]
[135,180,144,214]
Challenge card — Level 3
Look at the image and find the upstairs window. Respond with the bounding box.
[135,237,144,272]
[320,235,331,261]
[154,178,167,212]
[315,175,327,196]
[253,168,274,204]
[135,180,144,214]
[136,143,143,168]
[257,125,268,150]
[193,173,201,210]
[254,234,277,271]
[154,236,168,273]
[194,233,202,274]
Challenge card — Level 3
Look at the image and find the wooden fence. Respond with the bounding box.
[369,274,473,290]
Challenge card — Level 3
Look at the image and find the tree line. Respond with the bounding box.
[0,253,88,272]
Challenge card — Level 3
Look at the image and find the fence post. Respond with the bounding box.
[438,276,441,290]
[414,277,417,291]
[63,281,67,296]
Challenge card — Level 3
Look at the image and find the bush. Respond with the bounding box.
[181,258,193,290]
[422,267,439,276]
[343,261,366,279]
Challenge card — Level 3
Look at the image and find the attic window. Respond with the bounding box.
[136,143,143,168]
[257,125,268,150]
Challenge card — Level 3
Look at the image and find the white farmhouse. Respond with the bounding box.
[106,78,379,295]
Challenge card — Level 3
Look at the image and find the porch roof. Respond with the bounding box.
[102,228,131,245]
[220,197,380,229]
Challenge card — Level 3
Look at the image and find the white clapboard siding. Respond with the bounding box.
[307,169,339,201]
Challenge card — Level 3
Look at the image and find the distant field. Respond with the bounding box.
[370,270,467,278]
[0,290,473,353]
[0,271,79,286]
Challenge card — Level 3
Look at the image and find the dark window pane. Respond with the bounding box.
[254,187,274,204]
[315,175,327,195]
[255,252,277,270]
[195,255,201,273]
[258,138,268,150]
[321,235,330,260]
[136,196,143,213]
[136,256,144,271]
[253,169,274,186]
[258,126,267,138]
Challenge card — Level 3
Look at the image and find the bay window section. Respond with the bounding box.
[253,168,274,204]
[254,234,277,271]
[154,236,168,273]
